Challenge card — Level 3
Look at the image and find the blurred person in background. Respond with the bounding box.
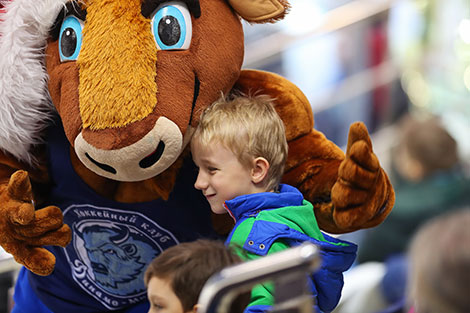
[403,208,470,313]
[334,207,470,313]
[378,208,470,313]
[357,113,470,264]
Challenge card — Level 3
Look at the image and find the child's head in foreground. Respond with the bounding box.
[191,93,288,214]
[144,239,247,313]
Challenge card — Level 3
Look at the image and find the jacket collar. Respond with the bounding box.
[224,184,304,222]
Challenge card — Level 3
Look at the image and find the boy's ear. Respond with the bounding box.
[251,157,270,184]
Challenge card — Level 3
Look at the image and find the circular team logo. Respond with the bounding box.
[63,204,179,310]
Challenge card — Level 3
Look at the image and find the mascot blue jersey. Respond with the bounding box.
[17,119,217,313]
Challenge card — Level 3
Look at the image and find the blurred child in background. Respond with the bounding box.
[405,208,470,313]
[358,114,470,263]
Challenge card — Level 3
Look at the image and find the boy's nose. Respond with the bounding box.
[194,172,207,190]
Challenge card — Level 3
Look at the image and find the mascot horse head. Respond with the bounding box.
[0,0,289,182]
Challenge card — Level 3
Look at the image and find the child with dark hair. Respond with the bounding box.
[144,239,248,313]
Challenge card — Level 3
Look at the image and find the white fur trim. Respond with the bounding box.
[0,0,67,165]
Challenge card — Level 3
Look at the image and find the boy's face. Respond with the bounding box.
[147,276,189,313]
[192,140,257,214]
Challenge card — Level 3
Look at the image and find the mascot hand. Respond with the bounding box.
[331,122,393,231]
[0,170,71,276]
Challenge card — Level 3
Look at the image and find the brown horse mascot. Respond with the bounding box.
[0,0,394,312]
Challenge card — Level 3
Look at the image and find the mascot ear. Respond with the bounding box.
[228,0,290,23]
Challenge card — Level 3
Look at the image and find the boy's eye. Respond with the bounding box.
[208,167,218,172]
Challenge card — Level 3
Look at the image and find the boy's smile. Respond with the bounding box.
[192,141,258,214]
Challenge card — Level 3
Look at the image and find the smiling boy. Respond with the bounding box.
[191,94,357,313]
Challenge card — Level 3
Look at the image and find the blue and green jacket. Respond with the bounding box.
[225,184,357,313]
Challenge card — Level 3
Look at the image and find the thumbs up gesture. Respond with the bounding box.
[330,122,395,232]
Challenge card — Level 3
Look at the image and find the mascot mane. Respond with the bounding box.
[0,0,67,164]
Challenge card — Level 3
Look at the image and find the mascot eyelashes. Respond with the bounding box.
[0,0,394,312]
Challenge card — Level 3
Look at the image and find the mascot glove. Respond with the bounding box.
[331,122,392,231]
[0,170,71,276]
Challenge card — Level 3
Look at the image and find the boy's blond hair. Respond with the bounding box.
[192,93,288,191]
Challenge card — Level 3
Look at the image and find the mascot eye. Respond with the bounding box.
[151,2,192,50]
[59,16,84,62]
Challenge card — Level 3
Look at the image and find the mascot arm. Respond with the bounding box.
[235,70,394,234]
[0,151,71,276]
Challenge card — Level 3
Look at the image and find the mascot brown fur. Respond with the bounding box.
[0,0,394,311]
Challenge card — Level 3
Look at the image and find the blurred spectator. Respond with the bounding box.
[403,208,470,313]
[334,208,470,313]
[357,113,470,263]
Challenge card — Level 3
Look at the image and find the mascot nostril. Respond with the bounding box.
[83,139,167,176]
[85,152,117,174]
[139,141,166,169]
